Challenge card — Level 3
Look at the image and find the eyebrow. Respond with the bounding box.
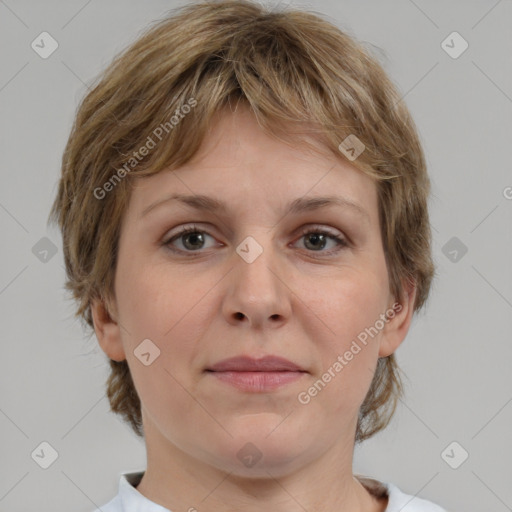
[140,193,370,223]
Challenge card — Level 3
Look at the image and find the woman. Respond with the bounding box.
[50,1,448,510]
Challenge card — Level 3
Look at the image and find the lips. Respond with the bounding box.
[206,355,306,373]
[205,355,307,392]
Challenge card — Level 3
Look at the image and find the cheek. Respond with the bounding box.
[116,270,202,423]
[116,258,197,334]
[310,270,387,341]
[115,264,211,385]
[304,273,386,404]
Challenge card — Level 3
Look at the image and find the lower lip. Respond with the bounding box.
[207,371,305,392]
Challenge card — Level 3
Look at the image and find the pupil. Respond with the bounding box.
[185,232,203,250]
[306,233,325,250]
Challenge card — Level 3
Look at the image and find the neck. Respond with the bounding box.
[135,422,387,512]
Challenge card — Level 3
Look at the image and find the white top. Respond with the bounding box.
[92,471,449,512]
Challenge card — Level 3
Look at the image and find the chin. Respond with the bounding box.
[205,423,313,478]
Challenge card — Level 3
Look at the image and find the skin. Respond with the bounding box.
[92,104,416,512]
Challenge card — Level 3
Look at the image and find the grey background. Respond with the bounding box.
[1,1,511,511]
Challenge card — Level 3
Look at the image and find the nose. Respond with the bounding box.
[222,235,291,329]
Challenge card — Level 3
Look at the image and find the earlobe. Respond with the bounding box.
[90,297,126,362]
[378,280,417,358]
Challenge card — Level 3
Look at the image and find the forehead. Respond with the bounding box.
[127,106,378,224]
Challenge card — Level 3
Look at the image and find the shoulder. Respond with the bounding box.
[355,475,449,512]
[89,494,122,512]
[385,481,448,512]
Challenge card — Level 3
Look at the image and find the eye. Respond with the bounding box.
[163,225,218,253]
[293,226,348,254]
[162,224,349,255]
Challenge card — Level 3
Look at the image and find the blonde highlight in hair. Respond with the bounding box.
[50,0,435,443]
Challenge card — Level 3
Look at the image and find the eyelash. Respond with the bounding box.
[162,224,349,256]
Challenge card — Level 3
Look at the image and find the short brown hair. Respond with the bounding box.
[49,0,435,443]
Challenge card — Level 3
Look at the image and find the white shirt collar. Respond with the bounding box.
[118,471,170,511]
[110,470,446,512]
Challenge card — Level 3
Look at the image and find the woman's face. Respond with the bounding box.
[94,105,414,478]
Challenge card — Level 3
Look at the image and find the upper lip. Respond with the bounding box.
[206,355,306,372]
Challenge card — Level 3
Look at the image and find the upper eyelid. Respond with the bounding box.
[165,223,345,240]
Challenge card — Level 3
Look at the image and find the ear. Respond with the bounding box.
[90,296,126,361]
[378,279,417,358]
